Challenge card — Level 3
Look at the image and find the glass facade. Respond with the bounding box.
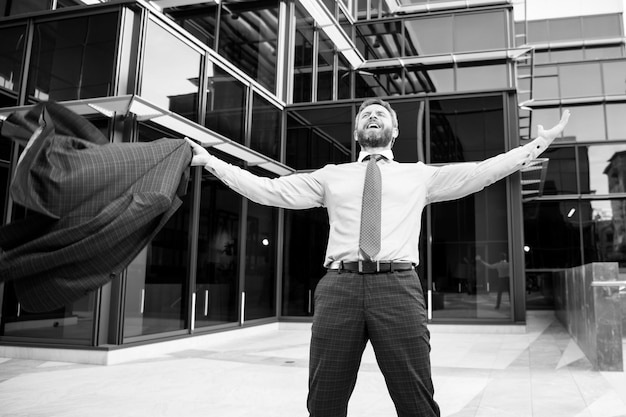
[1,0,624,351]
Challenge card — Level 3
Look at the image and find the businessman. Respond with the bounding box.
[187,98,570,417]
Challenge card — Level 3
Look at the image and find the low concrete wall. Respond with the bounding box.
[553,262,624,371]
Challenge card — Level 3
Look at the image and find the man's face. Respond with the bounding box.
[355,104,397,148]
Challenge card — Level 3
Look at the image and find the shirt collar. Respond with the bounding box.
[358,149,395,163]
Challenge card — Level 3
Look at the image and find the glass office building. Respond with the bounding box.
[0,0,624,351]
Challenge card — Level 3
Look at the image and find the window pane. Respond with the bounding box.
[250,93,281,161]
[356,21,403,60]
[195,167,242,328]
[549,17,582,41]
[393,100,425,163]
[527,20,549,44]
[581,143,626,195]
[602,61,626,96]
[245,199,277,320]
[455,11,506,53]
[123,127,192,339]
[532,75,559,101]
[403,16,453,56]
[205,62,246,144]
[142,20,201,123]
[317,31,334,102]
[355,67,404,98]
[429,96,504,163]
[457,62,508,92]
[583,14,622,39]
[559,63,602,98]
[218,1,279,93]
[1,281,96,344]
[563,105,606,142]
[175,6,217,49]
[293,4,314,103]
[0,25,25,106]
[432,183,512,319]
[550,48,584,63]
[606,103,626,140]
[407,65,453,94]
[338,54,352,100]
[7,0,50,16]
[523,201,582,269]
[282,208,328,316]
[286,106,352,169]
[530,107,561,139]
[584,199,626,268]
[585,45,623,60]
[540,147,578,195]
[27,13,118,102]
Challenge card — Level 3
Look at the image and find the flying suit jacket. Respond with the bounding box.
[0,101,191,312]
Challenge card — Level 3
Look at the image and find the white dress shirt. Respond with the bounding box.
[203,136,551,267]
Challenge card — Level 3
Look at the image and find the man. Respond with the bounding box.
[476,253,510,309]
[187,98,570,417]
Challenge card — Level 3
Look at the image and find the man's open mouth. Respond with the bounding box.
[367,122,380,129]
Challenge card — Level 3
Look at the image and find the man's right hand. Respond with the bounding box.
[186,138,211,167]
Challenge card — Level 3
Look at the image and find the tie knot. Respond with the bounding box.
[365,154,382,162]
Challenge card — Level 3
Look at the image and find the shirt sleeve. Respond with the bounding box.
[426,136,550,203]
[204,154,325,209]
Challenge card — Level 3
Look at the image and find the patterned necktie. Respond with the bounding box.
[359,154,382,260]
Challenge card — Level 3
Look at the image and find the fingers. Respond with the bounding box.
[559,109,570,126]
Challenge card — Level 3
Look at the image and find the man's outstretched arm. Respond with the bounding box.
[186,138,325,209]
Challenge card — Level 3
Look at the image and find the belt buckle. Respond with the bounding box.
[358,260,379,274]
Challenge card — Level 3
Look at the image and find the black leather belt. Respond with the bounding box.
[328,260,414,274]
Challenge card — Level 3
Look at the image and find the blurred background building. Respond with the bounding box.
[0,0,625,354]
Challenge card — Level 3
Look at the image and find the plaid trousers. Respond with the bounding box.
[308,269,440,417]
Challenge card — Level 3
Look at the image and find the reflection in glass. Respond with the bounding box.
[406,65,453,94]
[27,13,117,102]
[431,184,511,320]
[250,93,281,161]
[429,96,504,163]
[174,6,217,49]
[0,25,25,107]
[540,147,577,195]
[142,20,201,123]
[195,168,242,328]
[355,21,403,60]
[282,208,328,316]
[355,67,404,97]
[549,17,582,41]
[550,48,584,63]
[585,46,623,60]
[218,0,279,93]
[583,144,626,195]
[205,62,246,144]
[244,200,277,320]
[584,199,626,269]
[0,281,96,344]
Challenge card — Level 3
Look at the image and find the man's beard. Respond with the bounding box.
[357,127,393,148]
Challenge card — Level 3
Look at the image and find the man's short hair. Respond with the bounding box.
[356,98,398,129]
